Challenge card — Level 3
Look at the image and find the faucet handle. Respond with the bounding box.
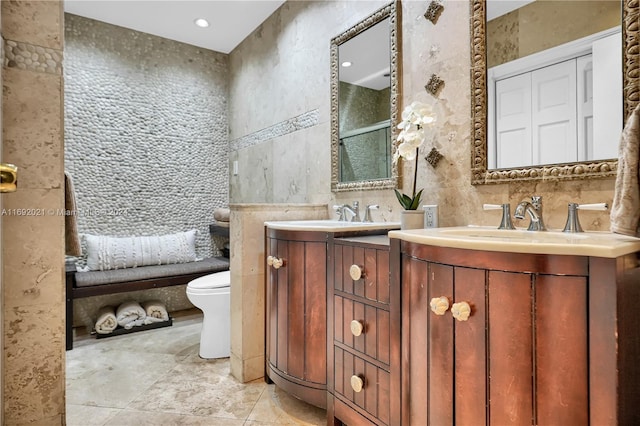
[576,203,608,211]
[363,204,379,223]
[483,203,515,230]
[563,202,608,233]
[332,204,345,221]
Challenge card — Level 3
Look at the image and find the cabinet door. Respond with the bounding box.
[487,271,533,425]
[266,237,326,384]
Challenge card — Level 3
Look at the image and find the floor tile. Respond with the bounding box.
[66,311,326,425]
[65,404,121,426]
[127,358,266,419]
[105,409,246,425]
[246,385,325,425]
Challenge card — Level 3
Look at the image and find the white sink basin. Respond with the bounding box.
[265,219,400,232]
[389,226,640,258]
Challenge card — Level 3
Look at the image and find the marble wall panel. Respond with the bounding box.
[2,68,62,190]
[1,0,61,49]
[1,1,65,423]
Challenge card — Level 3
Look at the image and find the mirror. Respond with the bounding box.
[470,0,639,184]
[331,2,400,192]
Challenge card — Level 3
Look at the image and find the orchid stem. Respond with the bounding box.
[412,147,418,199]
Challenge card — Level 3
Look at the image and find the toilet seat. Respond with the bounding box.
[187,271,230,294]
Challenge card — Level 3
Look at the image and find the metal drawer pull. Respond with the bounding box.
[266,256,285,269]
[349,264,364,281]
[350,375,364,393]
[430,296,450,315]
[451,301,471,321]
[350,320,364,336]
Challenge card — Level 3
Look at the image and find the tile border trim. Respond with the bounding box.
[4,39,62,75]
[230,109,319,151]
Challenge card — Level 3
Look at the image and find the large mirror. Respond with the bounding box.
[470,0,639,184]
[331,1,400,192]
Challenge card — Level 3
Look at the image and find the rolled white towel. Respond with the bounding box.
[141,300,169,324]
[116,300,146,329]
[213,207,230,222]
[95,306,118,334]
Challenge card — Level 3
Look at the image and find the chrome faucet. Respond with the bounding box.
[363,204,379,223]
[514,196,546,231]
[342,201,361,222]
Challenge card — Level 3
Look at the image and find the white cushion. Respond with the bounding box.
[84,230,197,271]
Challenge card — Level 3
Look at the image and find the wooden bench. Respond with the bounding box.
[65,257,230,350]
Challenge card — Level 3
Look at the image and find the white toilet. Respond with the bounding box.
[186,270,231,359]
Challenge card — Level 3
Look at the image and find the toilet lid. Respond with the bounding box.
[188,270,231,289]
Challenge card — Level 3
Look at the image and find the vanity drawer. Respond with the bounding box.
[334,346,391,425]
[334,243,390,305]
[334,295,390,365]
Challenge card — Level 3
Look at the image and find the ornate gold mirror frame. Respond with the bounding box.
[330,1,401,192]
[470,0,639,185]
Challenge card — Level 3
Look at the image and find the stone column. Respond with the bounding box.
[229,203,327,383]
[1,1,65,424]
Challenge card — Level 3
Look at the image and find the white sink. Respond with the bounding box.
[389,226,640,258]
[265,219,400,232]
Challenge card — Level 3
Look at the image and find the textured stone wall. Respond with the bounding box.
[64,14,229,258]
[230,0,617,231]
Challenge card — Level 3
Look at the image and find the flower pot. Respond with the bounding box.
[400,209,425,230]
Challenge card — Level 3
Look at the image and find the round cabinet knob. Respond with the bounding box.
[451,301,472,321]
[272,257,285,269]
[350,320,364,337]
[349,264,364,281]
[350,375,364,393]
[430,296,450,316]
[266,255,274,266]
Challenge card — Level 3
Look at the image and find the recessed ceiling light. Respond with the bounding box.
[194,18,209,28]
[341,61,352,67]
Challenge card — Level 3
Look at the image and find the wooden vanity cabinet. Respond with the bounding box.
[265,227,398,411]
[328,236,401,426]
[265,228,328,409]
[396,239,640,425]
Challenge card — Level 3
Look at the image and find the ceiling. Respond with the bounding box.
[64,0,286,54]
[338,17,390,91]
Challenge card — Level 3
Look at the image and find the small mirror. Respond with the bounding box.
[331,2,400,192]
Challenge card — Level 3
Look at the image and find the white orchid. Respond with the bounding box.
[393,101,437,210]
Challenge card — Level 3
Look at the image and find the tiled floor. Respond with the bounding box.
[66,309,327,425]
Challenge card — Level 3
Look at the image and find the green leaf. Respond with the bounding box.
[394,189,412,210]
[409,189,423,210]
[395,188,424,210]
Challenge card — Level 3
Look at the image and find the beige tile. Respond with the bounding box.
[128,360,266,419]
[105,410,245,426]
[65,404,121,426]
[246,385,326,425]
[4,303,65,425]
[239,273,265,360]
[1,0,63,49]
[2,188,64,307]
[3,67,63,190]
[66,348,177,408]
[241,354,265,383]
